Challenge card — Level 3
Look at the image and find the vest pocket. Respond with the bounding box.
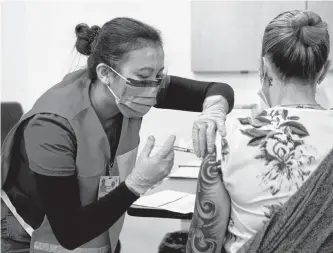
[1,210,31,243]
[5,185,44,230]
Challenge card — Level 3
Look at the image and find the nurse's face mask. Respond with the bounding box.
[104,65,167,118]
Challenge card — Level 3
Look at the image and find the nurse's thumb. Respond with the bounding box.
[142,136,155,157]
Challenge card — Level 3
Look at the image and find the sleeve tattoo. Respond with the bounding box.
[186,149,230,253]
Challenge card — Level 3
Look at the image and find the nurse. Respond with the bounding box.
[1,17,234,253]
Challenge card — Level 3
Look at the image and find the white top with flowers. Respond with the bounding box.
[222,107,333,253]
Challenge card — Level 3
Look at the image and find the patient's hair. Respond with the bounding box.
[74,17,162,81]
[261,10,330,82]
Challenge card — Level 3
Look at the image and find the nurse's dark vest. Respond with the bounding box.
[1,69,141,253]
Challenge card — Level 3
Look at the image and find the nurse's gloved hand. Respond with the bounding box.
[125,135,176,196]
[192,95,227,158]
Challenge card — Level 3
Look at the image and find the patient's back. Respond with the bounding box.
[222,107,333,253]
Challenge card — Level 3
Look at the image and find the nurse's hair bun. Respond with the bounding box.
[291,11,328,47]
[75,23,101,56]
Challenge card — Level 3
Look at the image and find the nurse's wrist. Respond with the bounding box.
[125,175,145,197]
[205,83,234,113]
[203,95,229,113]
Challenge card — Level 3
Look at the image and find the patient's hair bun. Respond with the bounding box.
[291,11,327,47]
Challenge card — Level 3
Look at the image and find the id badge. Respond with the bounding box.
[98,176,120,199]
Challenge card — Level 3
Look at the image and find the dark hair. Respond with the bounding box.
[261,10,330,82]
[75,17,162,81]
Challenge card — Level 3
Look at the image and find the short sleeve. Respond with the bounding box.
[22,113,77,177]
[220,118,242,177]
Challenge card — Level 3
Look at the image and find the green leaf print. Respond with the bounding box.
[255,116,271,123]
[248,136,266,146]
[240,129,271,138]
[239,109,316,196]
[257,110,268,117]
[287,116,300,120]
[238,117,252,125]
[279,122,309,137]
[251,118,271,128]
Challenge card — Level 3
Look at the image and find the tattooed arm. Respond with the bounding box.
[186,149,231,253]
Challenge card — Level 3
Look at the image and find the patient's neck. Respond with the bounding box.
[276,81,318,107]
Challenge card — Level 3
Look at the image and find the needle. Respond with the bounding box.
[154,145,195,154]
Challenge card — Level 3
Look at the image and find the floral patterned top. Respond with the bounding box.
[222,107,333,253]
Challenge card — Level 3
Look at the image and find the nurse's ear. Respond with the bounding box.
[96,63,115,84]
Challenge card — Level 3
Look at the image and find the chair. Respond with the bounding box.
[1,102,24,146]
[1,102,28,253]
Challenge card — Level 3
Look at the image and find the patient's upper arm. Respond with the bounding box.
[186,150,231,253]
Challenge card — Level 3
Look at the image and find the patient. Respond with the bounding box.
[186,10,333,253]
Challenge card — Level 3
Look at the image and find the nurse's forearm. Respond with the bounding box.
[35,174,139,250]
[155,76,234,113]
[186,155,230,253]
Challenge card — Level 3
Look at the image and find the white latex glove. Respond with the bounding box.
[192,95,228,158]
[125,135,176,196]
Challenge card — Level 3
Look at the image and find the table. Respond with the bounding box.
[127,177,197,221]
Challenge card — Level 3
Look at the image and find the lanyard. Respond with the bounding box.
[105,113,123,177]
[106,159,114,176]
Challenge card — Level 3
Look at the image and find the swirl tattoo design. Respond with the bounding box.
[186,150,225,253]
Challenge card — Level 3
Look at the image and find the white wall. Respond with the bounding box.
[0,2,2,101]
[1,0,333,112]
[1,2,29,108]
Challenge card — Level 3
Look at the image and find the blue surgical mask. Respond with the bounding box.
[104,65,167,118]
